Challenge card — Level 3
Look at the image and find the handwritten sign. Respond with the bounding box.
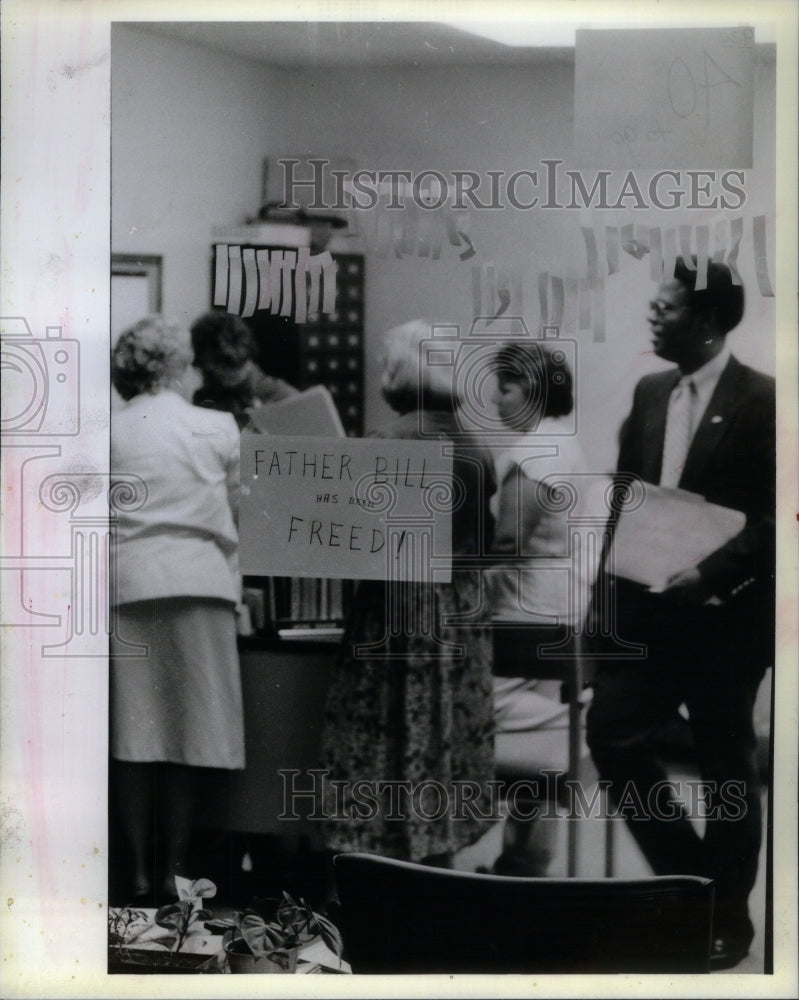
[239,435,453,581]
[575,27,754,168]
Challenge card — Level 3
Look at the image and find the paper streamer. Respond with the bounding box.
[241,248,258,318]
[213,244,228,306]
[494,265,511,319]
[678,225,695,268]
[550,275,565,330]
[375,198,393,259]
[280,251,296,318]
[726,217,744,286]
[578,278,591,331]
[662,228,677,282]
[510,269,524,319]
[320,251,337,315]
[649,227,663,281]
[593,275,606,343]
[391,210,406,259]
[227,245,242,315]
[306,253,321,315]
[712,220,728,264]
[695,226,709,291]
[538,270,550,327]
[484,263,497,320]
[581,226,599,288]
[564,276,579,333]
[444,205,477,261]
[605,226,620,275]
[294,247,310,324]
[752,216,774,297]
[269,251,283,313]
[256,250,272,312]
[472,264,482,319]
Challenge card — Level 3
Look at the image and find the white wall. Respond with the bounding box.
[112,26,776,472]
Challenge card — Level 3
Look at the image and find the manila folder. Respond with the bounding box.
[608,484,746,591]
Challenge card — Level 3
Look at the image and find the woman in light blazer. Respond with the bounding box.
[110,316,244,900]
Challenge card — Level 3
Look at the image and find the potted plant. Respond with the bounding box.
[108,876,222,973]
[224,892,343,973]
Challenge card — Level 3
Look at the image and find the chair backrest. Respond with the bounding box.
[334,853,714,974]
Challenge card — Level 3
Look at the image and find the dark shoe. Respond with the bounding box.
[710,933,751,971]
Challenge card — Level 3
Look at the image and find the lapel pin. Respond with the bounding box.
[710,415,723,424]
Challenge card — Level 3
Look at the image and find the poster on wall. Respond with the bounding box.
[1,1,796,997]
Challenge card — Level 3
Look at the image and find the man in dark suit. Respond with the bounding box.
[586,260,775,970]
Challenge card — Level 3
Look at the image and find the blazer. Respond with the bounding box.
[111,390,241,606]
[615,354,775,667]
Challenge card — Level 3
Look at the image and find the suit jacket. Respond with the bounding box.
[614,354,775,667]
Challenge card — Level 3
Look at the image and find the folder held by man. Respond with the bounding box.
[608,483,746,593]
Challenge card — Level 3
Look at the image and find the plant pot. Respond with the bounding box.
[226,940,299,974]
[108,945,215,974]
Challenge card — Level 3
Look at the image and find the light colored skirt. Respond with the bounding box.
[111,597,245,769]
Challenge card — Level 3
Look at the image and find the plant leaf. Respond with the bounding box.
[155,901,188,931]
[189,878,217,899]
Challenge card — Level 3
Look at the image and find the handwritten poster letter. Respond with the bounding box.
[575,27,755,168]
[239,435,453,581]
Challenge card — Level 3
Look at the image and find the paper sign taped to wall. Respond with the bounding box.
[239,435,453,581]
[575,27,754,168]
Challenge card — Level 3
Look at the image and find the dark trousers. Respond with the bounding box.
[586,582,765,933]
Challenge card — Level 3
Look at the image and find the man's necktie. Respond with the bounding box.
[659,376,696,488]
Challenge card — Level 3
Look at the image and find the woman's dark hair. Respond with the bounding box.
[190,311,254,371]
[672,258,744,335]
[493,341,573,419]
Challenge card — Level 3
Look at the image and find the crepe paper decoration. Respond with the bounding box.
[269,251,285,313]
[319,252,337,315]
[752,215,775,297]
[621,223,649,260]
[306,252,321,316]
[484,263,497,320]
[605,226,620,275]
[662,228,678,283]
[679,226,695,269]
[280,251,296,317]
[712,220,728,264]
[213,244,229,306]
[578,277,592,331]
[550,275,565,330]
[538,270,550,328]
[227,245,243,315]
[494,265,511,320]
[726,216,744,286]
[256,250,272,312]
[293,248,310,324]
[695,226,709,291]
[564,276,579,334]
[511,269,524,318]
[593,274,606,343]
[581,226,599,289]
[241,249,259,318]
[649,227,663,282]
[391,211,407,259]
[471,264,482,319]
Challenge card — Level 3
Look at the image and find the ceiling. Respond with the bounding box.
[134,20,575,67]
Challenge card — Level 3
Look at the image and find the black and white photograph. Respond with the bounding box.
[1,1,797,996]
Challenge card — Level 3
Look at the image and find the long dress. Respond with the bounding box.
[321,406,497,861]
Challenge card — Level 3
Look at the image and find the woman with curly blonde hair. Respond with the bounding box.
[110,316,244,901]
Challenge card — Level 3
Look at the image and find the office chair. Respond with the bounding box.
[334,852,714,974]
